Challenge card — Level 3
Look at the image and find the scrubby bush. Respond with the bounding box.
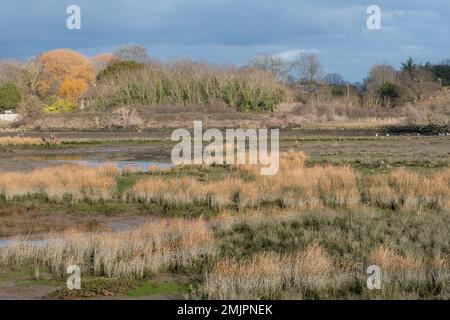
[96,61,144,81]
[331,85,345,97]
[377,82,400,107]
[43,98,78,113]
[0,82,22,110]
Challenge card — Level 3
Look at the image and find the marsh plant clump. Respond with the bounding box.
[0,218,216,279]
[0,165,118,203]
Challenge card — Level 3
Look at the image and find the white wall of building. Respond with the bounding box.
[0,113,21,122]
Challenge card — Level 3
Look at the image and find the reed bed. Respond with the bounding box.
[195,243,334,299]
[0,136,43,146]
[196,243,449,299]
[0,165,119,202]
[365,167,450,211]
[0,218,216,278]
[128,152,360,210]
[129,151,449,212]
[0,151,447,212]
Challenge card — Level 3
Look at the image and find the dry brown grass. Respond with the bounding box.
[0,137,43,146]
[0,150,447,213]
[197,243,334,299]
[369,245,424,272]
[366,167,450,211]
[129,151,359,210]
[0,165,119,202]
[0,218,216,278]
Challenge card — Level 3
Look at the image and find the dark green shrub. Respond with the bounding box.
[97,61,144,81]
[431,64,450,86]
[331,86,345,97]
[0,82,22,111]
[377,82,400,107]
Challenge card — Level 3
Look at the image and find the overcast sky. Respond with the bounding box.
[0,0,449,82]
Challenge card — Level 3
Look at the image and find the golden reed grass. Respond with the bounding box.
[197,243,334,299]
[0,151,447,212]
[129,151,449,212]
[0,165,118,202]
[0,218,216,278]
[0,137,43,146]
[366,167,450,211]
[197,242,449,299]
[128,151,360,210]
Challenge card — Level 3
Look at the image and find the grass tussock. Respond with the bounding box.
[128,152,360,210]
[197,243,333,300]
[197,241,449,300]
[365,167,450,211]
[0,218,216,279]
[0,151,448,213]
[0,209,448,299]
[0,165,119,203]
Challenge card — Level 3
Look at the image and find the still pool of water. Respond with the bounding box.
[0,144,174,172]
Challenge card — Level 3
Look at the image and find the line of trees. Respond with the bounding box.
[1,45,449,118]
[248,52,450,108]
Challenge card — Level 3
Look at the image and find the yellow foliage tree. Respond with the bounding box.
[58,78,88,102]
[37,49,95,103]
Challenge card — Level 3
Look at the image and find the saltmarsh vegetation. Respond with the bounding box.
[0,165,118,202]
[0,151,449,299]
[0,136,44,146]
[0,219,215,279]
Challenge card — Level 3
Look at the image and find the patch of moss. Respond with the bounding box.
[49,277,140,299]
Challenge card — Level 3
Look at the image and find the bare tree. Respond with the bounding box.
[400,68,439,102]
[0,60,23,85]
[114,45,151,64]
[291,52,324,84]
[366,64,398,87]
[247,54,289,81]
[20,59,41,93]
[364,64,398,106]
[324,73,345,86]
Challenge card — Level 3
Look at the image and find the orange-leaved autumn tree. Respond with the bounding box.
[37,49,95,103]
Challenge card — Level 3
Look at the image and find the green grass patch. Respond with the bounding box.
[127,280,189,298]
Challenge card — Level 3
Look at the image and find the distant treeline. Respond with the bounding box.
[0,45,449,119]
